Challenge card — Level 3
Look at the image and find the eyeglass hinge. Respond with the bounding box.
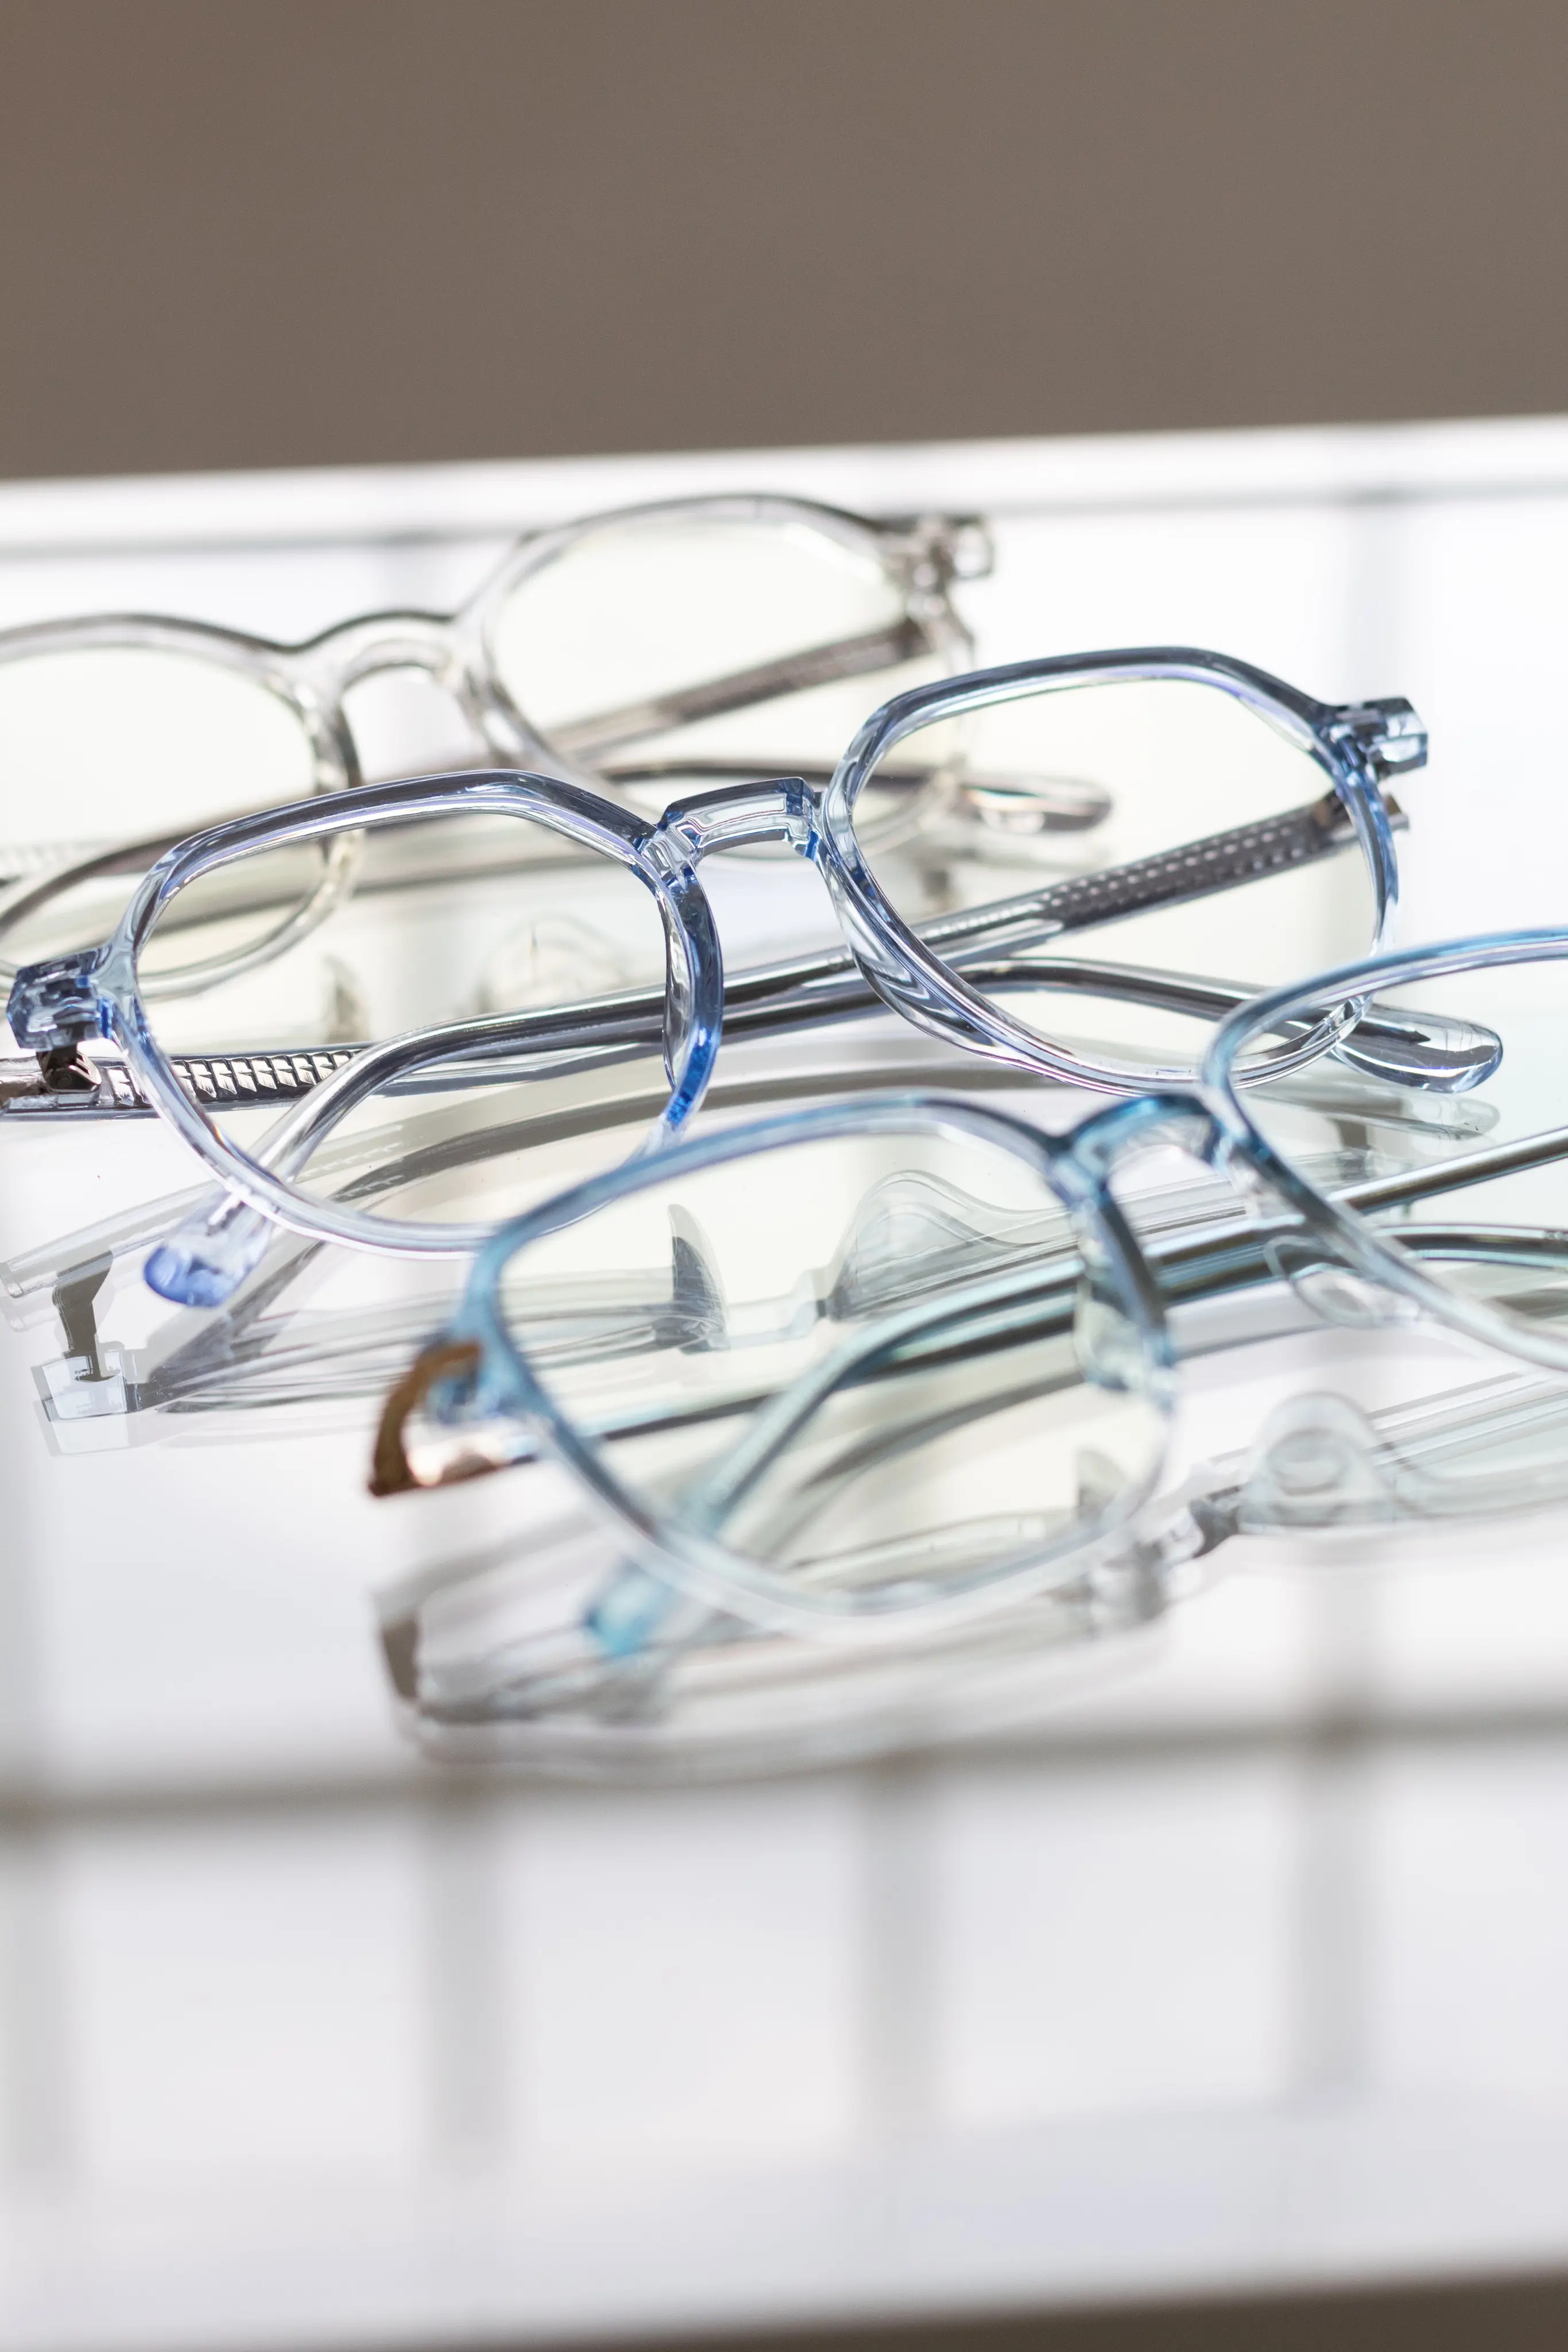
[1331,696,1428,782]
[38,1044,99,1094]
[881,512,995,586]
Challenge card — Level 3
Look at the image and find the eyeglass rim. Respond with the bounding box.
[0,489,981,801]
[817,643,1407,1098]
[0,490,982,995]
[394,920,1568,1634]
[5,641,1418,1286]
[78,769,719,1270]
[440,1088,1179,1644]
[1206,925,1568,1374]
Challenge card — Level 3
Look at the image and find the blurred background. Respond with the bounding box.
[2,0,1568,478]
[6,10,1568,2352]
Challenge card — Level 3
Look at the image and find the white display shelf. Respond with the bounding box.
[3,418,1568,2350]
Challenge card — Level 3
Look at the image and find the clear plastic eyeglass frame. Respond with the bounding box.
[377,1352,1558,1773]
[372,929,1568,1643]
[5,1032,1046,1437]
[0,491,988,977]
[1,1007,1501,1440]
[6,647,1437,1310]
[375,1502,1190,1778]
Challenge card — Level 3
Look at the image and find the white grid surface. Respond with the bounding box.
[3,418,1568,2349]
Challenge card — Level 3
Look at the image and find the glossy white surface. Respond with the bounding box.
[4,418,1568,2349]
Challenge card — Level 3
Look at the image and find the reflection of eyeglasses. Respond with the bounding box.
[374,1484,1183,1778]
[377,1347,1565,1774]
[18,1024,1477,1441]
[0,491,986,969]
[371,929,1568,1642]
[6,646,1438,1309]
[9,1031,1032,1434]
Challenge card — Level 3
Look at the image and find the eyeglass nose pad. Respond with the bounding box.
[369,1339,485,1498]
[584,1562,680,1659]
[144,1190,274,1306]
[1233,1390,1398,1531]
[1263,1228,1418,1332]
[1217,1151,1416,1334]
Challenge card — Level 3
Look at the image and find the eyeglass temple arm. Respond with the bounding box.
[0,952,1494,1151]
[374,1094,1568,1500]
[535,512,987,764]
[384,1350,1568,1718]
[603,756,1112,833]
[547,617,936,764]
[1186,1361,1568,1546]
[384,1213,1568,1684]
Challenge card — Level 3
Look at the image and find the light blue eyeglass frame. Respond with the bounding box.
[7,645,1425,1309]
[1205,927,1568,1372]
[375,930,1568,1641]
[375,1090,1182,1641]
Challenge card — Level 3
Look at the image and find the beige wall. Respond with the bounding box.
[1,0,1566,479]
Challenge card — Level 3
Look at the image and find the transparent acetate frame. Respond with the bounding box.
[0,492,988,978]
[378,1337,1568,1771]
[378,1093,1183,1640]
[2,1007,1501,1440]
[380,1339,1566,1771]
[377,930,1568,1641]
[6,648,1435,1309]
[376,1503,1188,1778]
[1204,930,1568,1375]
[5,1032,1047,1436]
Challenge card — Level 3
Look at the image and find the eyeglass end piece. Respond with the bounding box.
[1334,697,1428,781]
[7,950,109,1054]
[370,1339,487,1499]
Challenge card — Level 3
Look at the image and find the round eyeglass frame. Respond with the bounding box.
[7,644,1413,1302]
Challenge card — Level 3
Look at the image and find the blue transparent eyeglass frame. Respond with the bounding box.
[374,929,1568,1641]
[1205,926,1568,1374]
[379,1090,1182,1640]
[7,645,1422,1307]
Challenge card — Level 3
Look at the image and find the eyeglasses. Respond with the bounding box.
[374,1483,1184,1776]
[367,929,1568,1642]
[0,491,988,980]
[10,1026,1029,1436]
[5,647,1437,1312]
[376,1344,1561,1772]
[14,1013,1492,1442]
